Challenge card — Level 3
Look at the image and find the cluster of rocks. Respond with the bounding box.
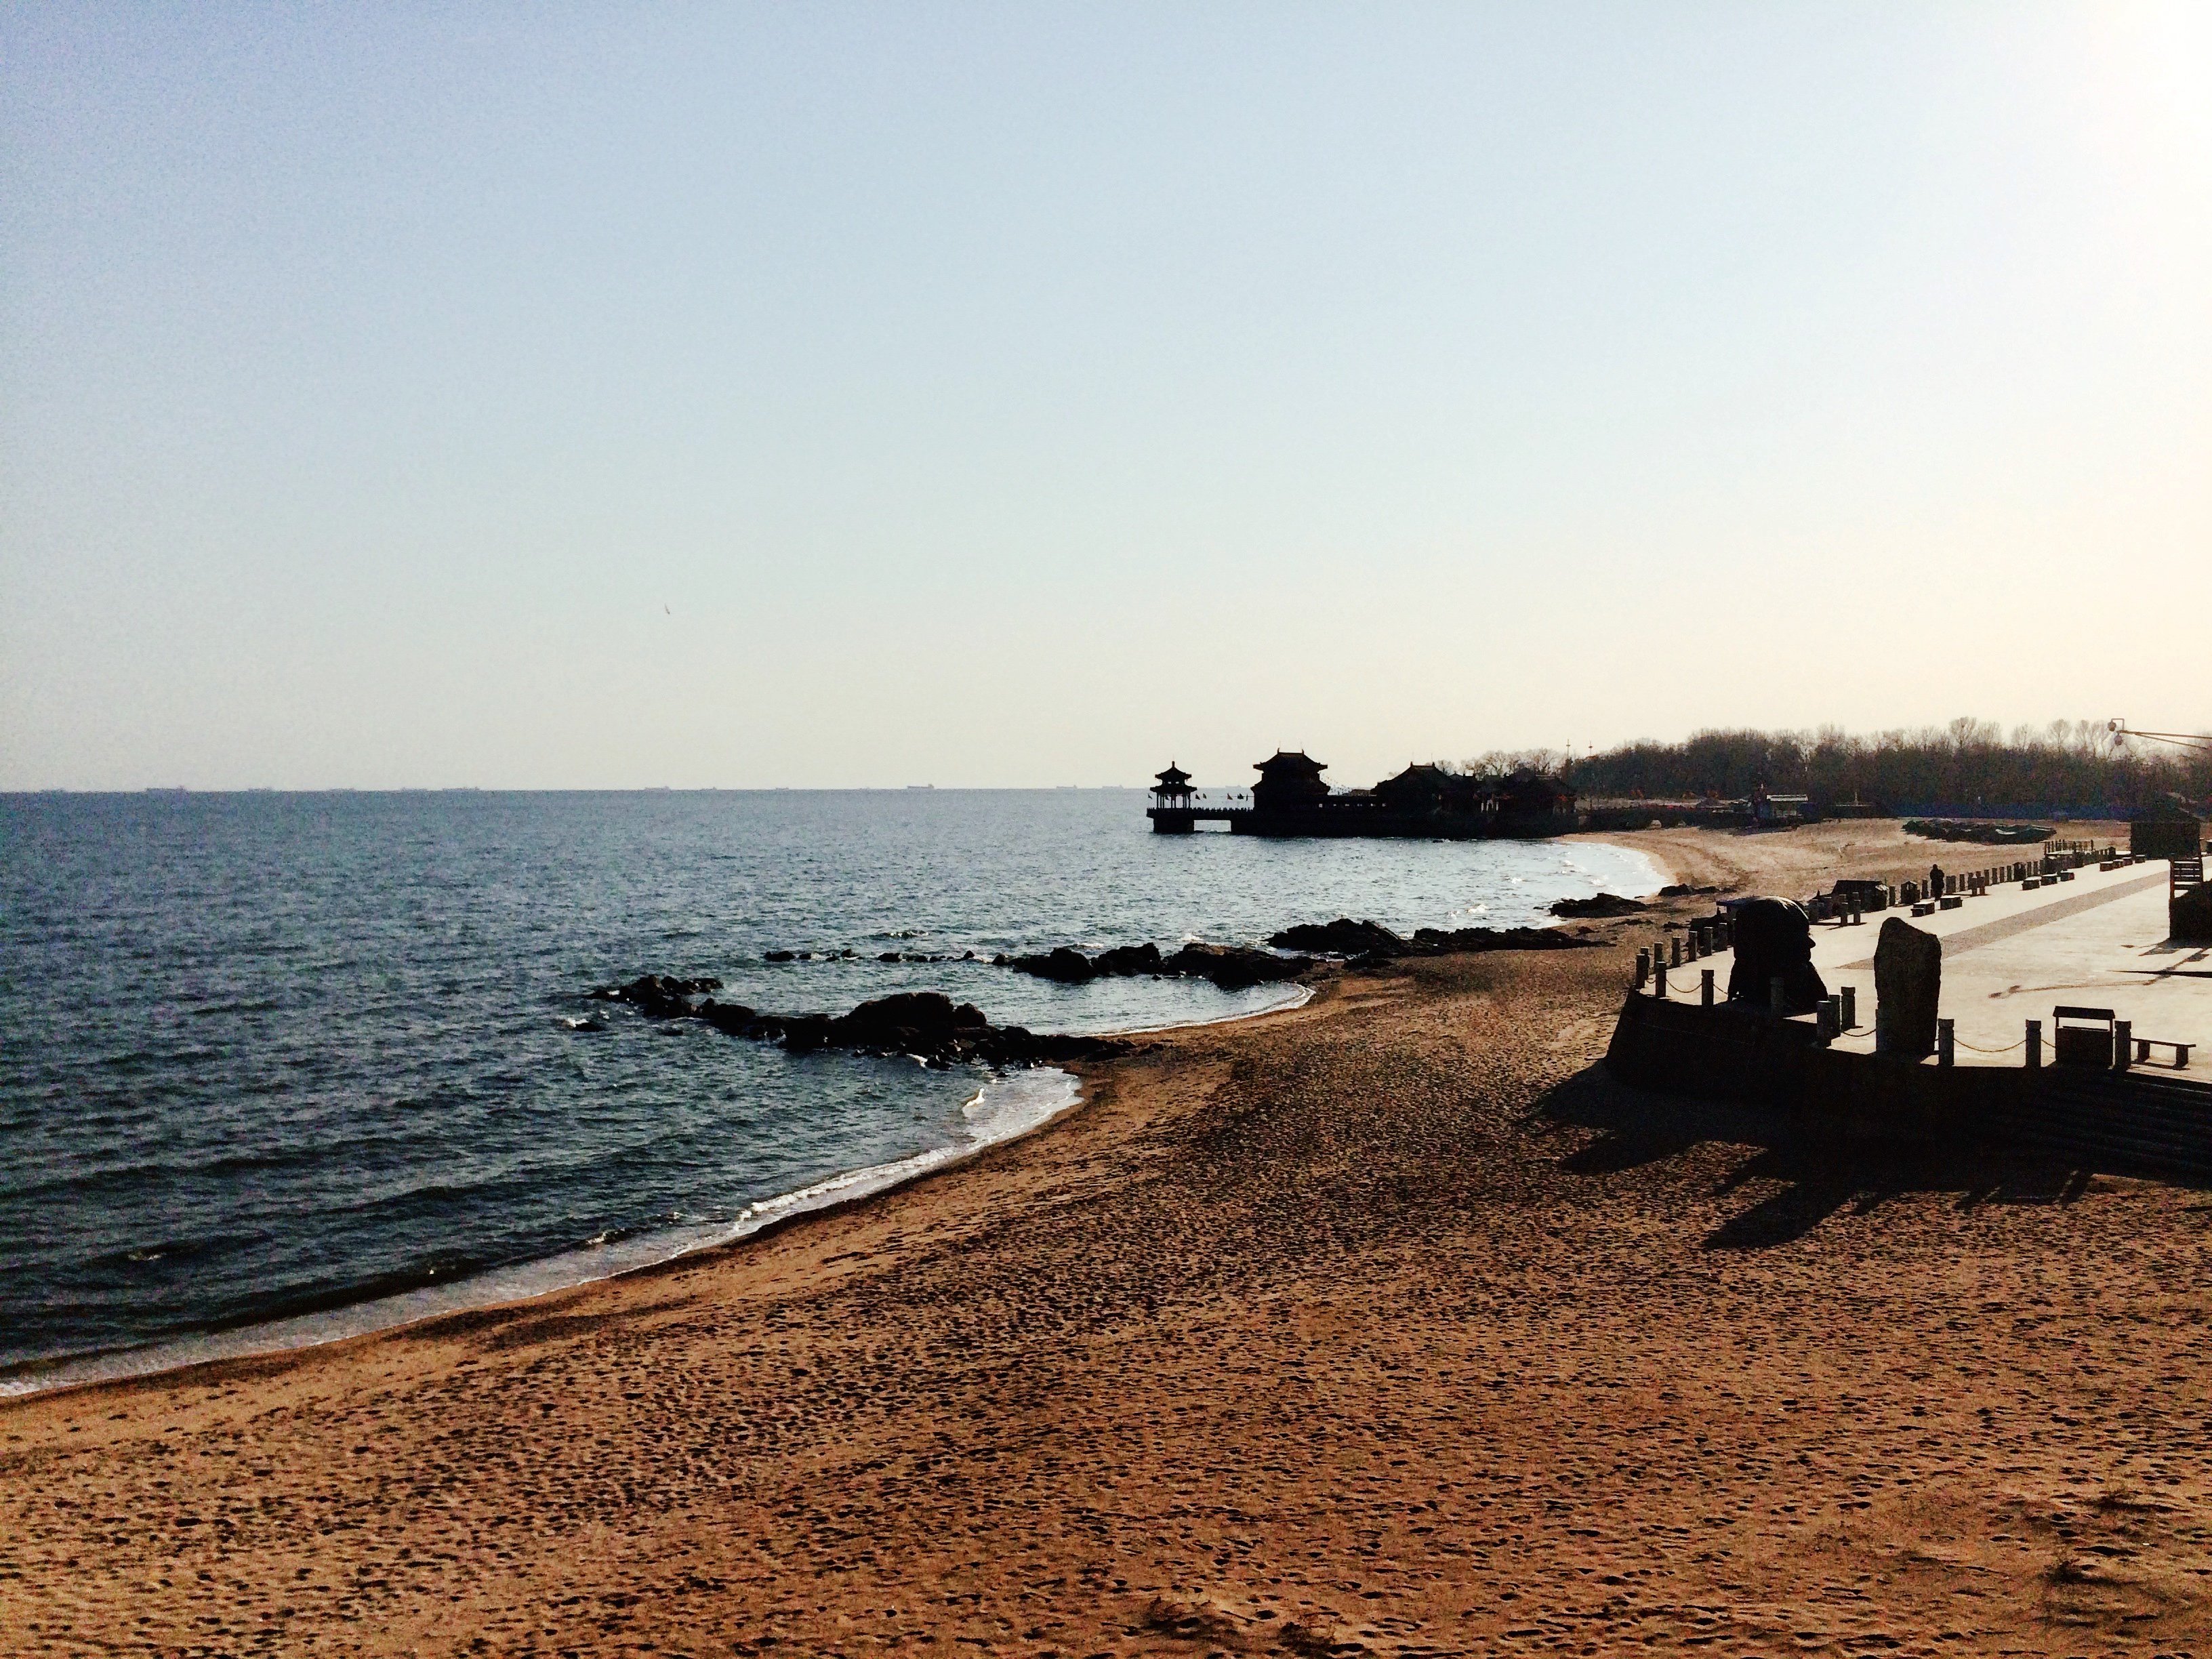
[762,948,981,964]
[1549,893,1649,919]
[1267,918,1601,960]
[586,978,1122,1067]
[1000,941,1310,991]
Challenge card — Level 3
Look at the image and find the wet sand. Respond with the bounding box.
[7,822,2211,1657]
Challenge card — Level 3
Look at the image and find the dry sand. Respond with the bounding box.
[7,821,2210,1657]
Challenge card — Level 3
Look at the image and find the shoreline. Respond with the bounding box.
[0,981,1319,1404]
[0,833,1659,1401]
[8,821,2201,1658]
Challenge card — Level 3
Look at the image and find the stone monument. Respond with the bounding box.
[1873,917,1942,1060]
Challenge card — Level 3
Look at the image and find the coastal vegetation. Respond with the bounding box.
[1493,719,2212,813]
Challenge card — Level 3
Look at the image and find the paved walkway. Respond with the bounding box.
[1649,857,2208,1074]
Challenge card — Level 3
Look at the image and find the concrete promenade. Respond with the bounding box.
[1648,855,2209,1073]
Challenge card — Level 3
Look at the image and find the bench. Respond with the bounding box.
[2132,1038,2194,1071]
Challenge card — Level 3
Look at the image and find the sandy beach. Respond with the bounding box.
[7,821,2210,1658]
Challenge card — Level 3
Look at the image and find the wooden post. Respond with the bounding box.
[2026,1019,2041,1069]
[1938,1019,1954,1067]
[2116,1019,2132,1072]
[1700,968,1714,1008]
[1840,985,1856,1029]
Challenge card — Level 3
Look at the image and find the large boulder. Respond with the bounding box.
[1551,893,1648,918]
[1872,918,1942,1059]
[589,973,724,1019]
[1092,942,1164,977]
[1162,943,1309,989]
[1408,925,1596,954]
[1269,918,1405,955]
[1006,946,1098,984]
[831,991,988,1047]
[1725,898,1826,1015]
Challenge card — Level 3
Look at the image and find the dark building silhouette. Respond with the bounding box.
[1148,753,1578,839]
[1150,762,1193,813]
[1251,750,1330,814]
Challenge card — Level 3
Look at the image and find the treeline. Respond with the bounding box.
[1479,720,2211,813]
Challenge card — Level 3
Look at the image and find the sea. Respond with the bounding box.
[0,788,1661,1393]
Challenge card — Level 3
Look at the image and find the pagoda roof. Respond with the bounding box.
[1254,750,1326,774]
[1153,763,1193,786]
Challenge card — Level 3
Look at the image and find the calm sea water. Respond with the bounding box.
[0,789,1659,1385]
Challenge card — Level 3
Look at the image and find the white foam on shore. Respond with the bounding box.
[1,1067,1090,1401]
[0,905,1529,1401]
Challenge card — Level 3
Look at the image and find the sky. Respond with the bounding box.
[2,3,2207,791]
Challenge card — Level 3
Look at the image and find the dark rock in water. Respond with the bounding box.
[794,989,1118,1066]
[588,973,724,1019]
[1006,937,1296,989]
[1161,943,1309,989]
[1269,916,1600,960]
[611,981,1122,1068]
[778,1012,837,1054]
[763,949,797,963]
[832,990,989,1046]
[1270,918,1405,955]
[561,1015,607,1033]
[1008,946,1098,984]
[1658,883,1721,897]
[1725,898,1826,1014]
[1092,941,1164,977]
[695,999,764,1037]
[1407,926,1597,954]
[1551,893,1647,918]
[1873,918,1942,1059]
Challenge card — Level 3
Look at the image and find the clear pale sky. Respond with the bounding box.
[3,3,2207,790]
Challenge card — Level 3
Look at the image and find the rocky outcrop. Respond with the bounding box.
[1005,946,1099,983]
[588,974,725,1018]
[1003,940,1304,990]
[1159,943,1309,989]
[1269,918,1405,954]
[1550,893,1647,918]
[1267,918,1601,960]
[589,981,1123,1067]
[1402,925,1599,956]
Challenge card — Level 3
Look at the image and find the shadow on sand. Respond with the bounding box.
[1530,1061,2096,1251]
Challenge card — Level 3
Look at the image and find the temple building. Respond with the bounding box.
[1251,751,1330,814]
[1147,752,1579,838]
